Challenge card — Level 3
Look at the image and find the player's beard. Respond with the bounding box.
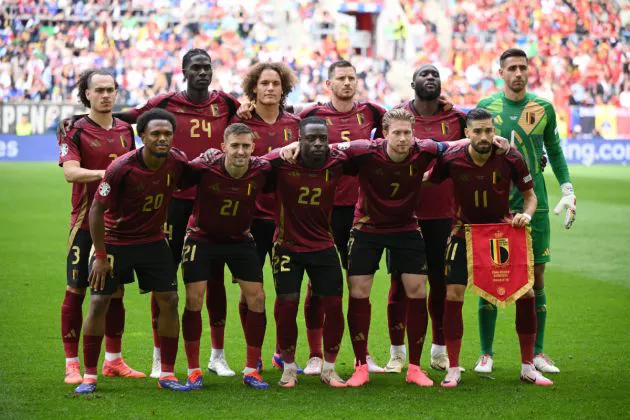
[472,141,492,154]
[414,84,441,101]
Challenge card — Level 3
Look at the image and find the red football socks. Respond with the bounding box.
[516,296,536,364]
[322,296,344,363]
[388,275,407,346]
[277,299,299,363]
[207,268,226,349]
[245,310,266,369]
[182,309,202,370]
[443,299,464,368]
[160,336,179,373]
[406,298,428,366]
[105,297,124,354]
[348,297,371,365]
[61,290,85,358]
[83,334,104,376]
[304,284,325,358]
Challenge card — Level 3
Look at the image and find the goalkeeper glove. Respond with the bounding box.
[553,182,576,229]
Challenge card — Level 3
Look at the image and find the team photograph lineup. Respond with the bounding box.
[53,46,579,394]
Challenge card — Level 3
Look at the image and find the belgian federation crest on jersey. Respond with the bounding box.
[60,144,69,157]
[489,237,510,266]
[99,182,111,197]
[356,112,365,125]
[283,128,293,142]
[211,104,219,116]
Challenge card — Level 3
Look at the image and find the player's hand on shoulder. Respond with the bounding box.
[438,94,453,112]
[89,258,112,291]
[553,182,576,229]
[280,141,300,164]
[58,116,74,138]
[236,101,255,119]
[492,136,510,155]
[511,213,532,228]
[202,148,222,163]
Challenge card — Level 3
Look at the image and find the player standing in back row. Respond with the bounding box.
[59,69,143,384]
[385,64,467,373]
[298,60,386,375]
[475,49,576,374]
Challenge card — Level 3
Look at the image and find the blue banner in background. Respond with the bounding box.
[561,139,630,165]
[1,134,629,165]
[0,134,60,162]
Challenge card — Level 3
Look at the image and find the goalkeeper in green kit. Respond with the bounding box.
[474,48,576,374]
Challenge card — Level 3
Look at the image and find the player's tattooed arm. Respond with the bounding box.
[88,200,112,291]
[201,148,223,162]
[57,114,87,137]
[512,188,537,228]
[62,161,105,183]
[279,141,300,164]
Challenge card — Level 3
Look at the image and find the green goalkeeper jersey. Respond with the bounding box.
[477,92,571,212]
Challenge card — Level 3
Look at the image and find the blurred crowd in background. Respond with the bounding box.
[1,0,628,114]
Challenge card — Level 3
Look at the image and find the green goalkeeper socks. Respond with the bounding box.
[478,298,497,356]
[534,287,547,355]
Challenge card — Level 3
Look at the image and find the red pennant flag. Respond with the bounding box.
[465,223,534,308]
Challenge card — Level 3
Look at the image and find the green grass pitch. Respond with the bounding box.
[0,164,628,419]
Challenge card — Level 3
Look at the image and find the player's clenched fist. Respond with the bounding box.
[553,182,576,229]
[511,213,532,228]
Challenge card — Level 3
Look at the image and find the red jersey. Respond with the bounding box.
[265,148,349,252]
[231,111,301,220]
[59,117,135,230]
[129,90,240,200]
[185,155,272,244]
[430,145,534,237]
[336,138,447,234]
[299,101,385,207]
[95,148,189,245]
[401,100,467,220]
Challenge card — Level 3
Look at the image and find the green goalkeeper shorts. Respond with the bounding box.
[530,211,551,264]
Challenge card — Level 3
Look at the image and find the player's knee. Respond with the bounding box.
[446,286,465,301]
[112,286,124,298]
[245,287,265,311]
[185,291,204,311]
[156,292,179,314]
[88,295,111,317]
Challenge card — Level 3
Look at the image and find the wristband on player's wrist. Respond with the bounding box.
[521,213,532,222]
[94,249,107,260]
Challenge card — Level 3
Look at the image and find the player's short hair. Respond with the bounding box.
[77,69,118,108]
[241,62,297,108]
[499,48,528,67]
[411,64,439,81]
[382,108,415,132]
[136,108,177,135]
[300,116,327,134]
[224,122,254,142]
[328,59,356,79]
[466,108,493,125]
[182,48,211,71]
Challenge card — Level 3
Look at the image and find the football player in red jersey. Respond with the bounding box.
[180,123,273,390]
[76,109,193,394]
[232,62,302,372]
[266,117,349,388]
[297,61,387,374]
[61,50,240,378]
[384,64,468,373]
[429,108,552,388]
[59,69,143,385]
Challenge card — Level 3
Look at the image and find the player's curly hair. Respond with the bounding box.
[136,108,177,135]
[77,69,118,108]
[382,108,415,132]
[241,62,297,109]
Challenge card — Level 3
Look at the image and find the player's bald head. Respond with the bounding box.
[412,64,438,81]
